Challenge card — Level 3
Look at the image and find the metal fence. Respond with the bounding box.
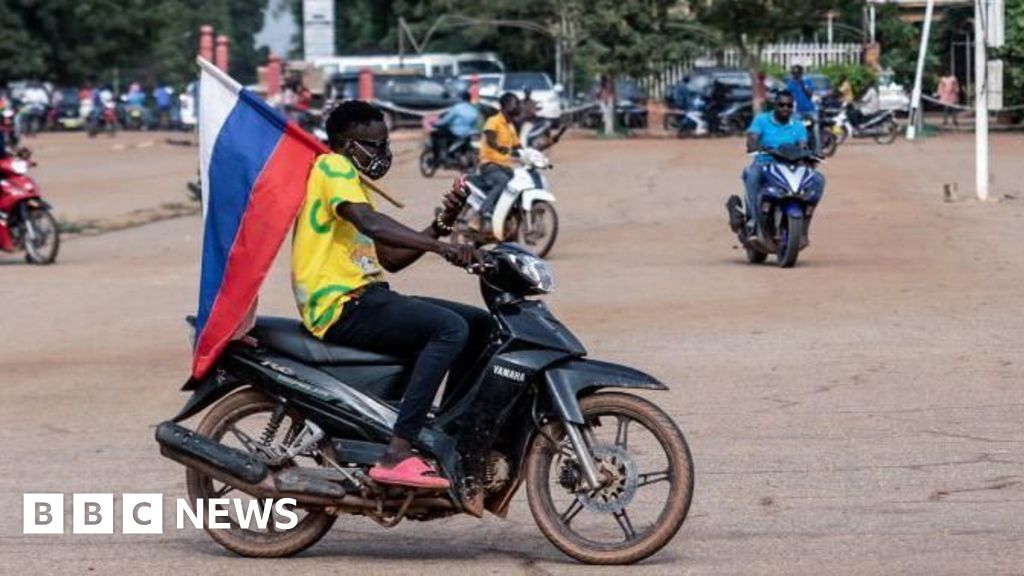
[638,43,864,100]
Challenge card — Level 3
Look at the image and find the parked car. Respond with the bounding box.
[500,72,563,123]
[458,73,503,100]
[328,72,462,128]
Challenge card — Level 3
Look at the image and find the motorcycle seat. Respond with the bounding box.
[250,317,403,366]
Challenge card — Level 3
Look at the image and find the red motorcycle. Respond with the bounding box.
[0,149,59,264]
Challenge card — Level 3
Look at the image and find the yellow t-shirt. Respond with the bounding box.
[480,113,520,167]
[292,153,385,338]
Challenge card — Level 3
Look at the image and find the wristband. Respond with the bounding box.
[432,211,454,237]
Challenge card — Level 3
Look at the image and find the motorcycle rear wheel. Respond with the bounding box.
[525,392,694,565]
[874,120,898,145]
[186,389,337,558]
[419,149,438,178]
[745,247,768,264]
[818,129,838,158]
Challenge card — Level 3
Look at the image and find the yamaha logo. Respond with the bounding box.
[493,365,526,382]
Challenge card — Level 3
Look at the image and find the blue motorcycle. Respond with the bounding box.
[726,145,824,268]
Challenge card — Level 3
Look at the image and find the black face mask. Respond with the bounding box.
[350,140,393,180]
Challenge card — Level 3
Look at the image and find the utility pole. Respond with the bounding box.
[974,0,989,200]
[907,0,935,140]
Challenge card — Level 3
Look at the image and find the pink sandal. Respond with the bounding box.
[369,456,451,490]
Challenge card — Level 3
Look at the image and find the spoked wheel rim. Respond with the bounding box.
[186,389,335,557]
[515,201,558,258]
[526,393,693,564]
[875,120,898,145]
[24,209,59,264]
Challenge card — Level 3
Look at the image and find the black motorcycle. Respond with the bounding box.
[157,243,694,564]
[420,129,478,178]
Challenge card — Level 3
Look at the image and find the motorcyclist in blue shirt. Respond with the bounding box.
[431,91,480,162]
[785,65,819,153]
[741,89,825,238]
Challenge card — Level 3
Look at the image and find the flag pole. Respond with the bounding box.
[359,175,405,209]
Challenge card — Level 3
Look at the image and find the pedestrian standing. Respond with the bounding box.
[936,70,960,128]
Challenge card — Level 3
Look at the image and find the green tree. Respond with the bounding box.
[0,0,269,88]
[689,0,843,70]
[996,0,1024,108]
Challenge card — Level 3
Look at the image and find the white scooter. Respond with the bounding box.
[454,147,559,258]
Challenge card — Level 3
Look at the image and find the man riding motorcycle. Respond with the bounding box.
[292,100,492,497]
[476,92,521,227]
[742,90,826,239]
[430,90,480,163]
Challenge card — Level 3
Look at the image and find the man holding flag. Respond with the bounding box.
[192,58,491,496]
[292,100,489,491]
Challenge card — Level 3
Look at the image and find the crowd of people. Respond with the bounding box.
[0,80,195,143]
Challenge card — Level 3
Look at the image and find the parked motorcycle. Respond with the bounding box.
[802,116,838,158]
[1,109,19,150]
[827,105,898,146]
[520,119,568,151]
[157,243,694,564]
[454,148,559,258]
[726,145,824,268]
[666,98,752,138]
[420,129,479,178]
[0,148,60,264]
[87,102,118,138]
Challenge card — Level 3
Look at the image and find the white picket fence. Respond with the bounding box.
[638,43,864,100]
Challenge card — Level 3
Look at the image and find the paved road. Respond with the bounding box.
[1,131,1022,575]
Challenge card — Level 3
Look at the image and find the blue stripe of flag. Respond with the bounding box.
[195,94,287,338]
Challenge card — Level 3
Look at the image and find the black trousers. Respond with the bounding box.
[478,162,513,217]
[324,283,493,441]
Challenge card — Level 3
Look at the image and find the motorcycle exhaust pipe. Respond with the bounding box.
[155,422,345,505]
[155,422,454,513]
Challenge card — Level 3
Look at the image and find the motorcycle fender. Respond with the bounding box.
[783,201,805,220]
[172,370,248,422]
[543,359,666,424]
[521,189,556,212]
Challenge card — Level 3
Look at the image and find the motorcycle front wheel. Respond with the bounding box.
[186,389,337,558]
[514,201,558,258]
[777,214,803,268]
[419,149,438,178]
[23,208,60,264]
[525,392,694,565]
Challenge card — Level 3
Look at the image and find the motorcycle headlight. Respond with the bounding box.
[507,252,555,294]
[10,160,28,175]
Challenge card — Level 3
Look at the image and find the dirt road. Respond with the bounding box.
[1,130,1022,575]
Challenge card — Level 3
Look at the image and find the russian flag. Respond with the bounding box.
[192,57,329,379]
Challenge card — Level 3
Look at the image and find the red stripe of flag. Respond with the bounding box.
[192,131,320,378]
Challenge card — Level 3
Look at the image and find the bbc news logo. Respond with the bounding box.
[23,493,298,534]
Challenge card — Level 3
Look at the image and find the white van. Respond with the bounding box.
[310,52,504,79]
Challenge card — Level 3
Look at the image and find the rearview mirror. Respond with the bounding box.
[553,83,564,94]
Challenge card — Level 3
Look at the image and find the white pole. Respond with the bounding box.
[907,0,936,140]
[975,0,990,200]
[828,13,834,48]
[870,4,876,44]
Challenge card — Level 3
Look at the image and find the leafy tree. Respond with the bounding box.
[996,0,1024,108]
[689,0,843,70]
[0,0,269,88]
